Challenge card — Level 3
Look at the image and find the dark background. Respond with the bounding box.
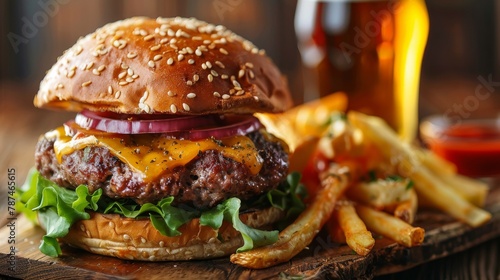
[0,0,498,116]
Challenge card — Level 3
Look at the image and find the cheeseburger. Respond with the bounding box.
[21,17,302,261]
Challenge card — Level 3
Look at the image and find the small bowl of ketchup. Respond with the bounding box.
[420,115,500,177]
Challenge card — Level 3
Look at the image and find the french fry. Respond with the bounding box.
[435,173,488,207]
[335,201,375,256]
[255,92,348,151]
[418,149,488,207]
[346,178,412,211]
[416,148,456,175]
[394,188,418,224]
[356,204,425,247]
[348,112,491,227]
[230,164,351,269]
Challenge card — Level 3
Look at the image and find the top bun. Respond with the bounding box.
[35,17,292,115]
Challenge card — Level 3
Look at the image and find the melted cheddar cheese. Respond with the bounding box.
[47,127,263,182]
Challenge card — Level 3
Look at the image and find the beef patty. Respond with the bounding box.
[35,130,289,210]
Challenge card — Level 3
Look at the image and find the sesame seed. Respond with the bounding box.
[150,45,161,51]
[208,74,213,82]
[251,48,259,54]
[154,54,163,61]
[187,93,196,98]
[175,29,182,37]
[167,29,175,36]
[215,61,225,68]
[98,65,106,72]
[219,48,228,55]
[229,89,236,95]
[193,74,199,82]
[132,74,139,79]
[115,91,121,98]
[170,104,177,113]
[206,61,212,68]
[56,83,64,89]
[140,103,151,113]
[148,60,155,68]
[126,68,133,76]
[92,69,100,76]
[182,103,190,111]
[186,81,193,86]
[203,40,211,45]
[253,96,259,101]
[119,81,128,86]
[123,234,131,241]
[178,49,187,55]
[144,34,155,41]
[201,63,207,70]
[140,91,149,103]
[186,47,193,54]
[81,81,92,87]
[249,69,255,79]
[188,59,195,64]
[170,38,177,44]
[91,51,98,57]
[67,70,75,78]
[167,58,174,65]
[232,80,241,88]
[118,71,127,79]
[222,94,230,100]
[126,77,134,83]
[213,91,221,97]
[238,69,245,78]
[159,30,166,36]
[236,90,244,96]
[192,36,202,40]
[108,86,113,94]
[121,63,129,69]
[167,90,176,97]
[221,74,228,79]
[85,62,94,70]
[160,38,169,44]
[140,29,148,36]
[230,75,236,81]
[195,48,202,56]
[245,62,254,68]
[210,69,219,77]
[75,45,83,55]
[118,42,127,49]
[177,54,184,61]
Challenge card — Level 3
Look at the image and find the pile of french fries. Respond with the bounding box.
[233,93,491,269]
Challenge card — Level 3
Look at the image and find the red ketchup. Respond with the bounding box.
[423,120,500,177]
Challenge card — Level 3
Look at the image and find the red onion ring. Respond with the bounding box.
[73,110,262,140]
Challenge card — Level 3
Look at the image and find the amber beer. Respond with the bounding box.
[295,0,428,141]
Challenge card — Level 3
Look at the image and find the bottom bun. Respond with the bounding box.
[59,207,284,261]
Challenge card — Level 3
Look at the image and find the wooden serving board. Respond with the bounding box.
[1,184,500,280]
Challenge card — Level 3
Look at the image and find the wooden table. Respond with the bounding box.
[1,81,500,279]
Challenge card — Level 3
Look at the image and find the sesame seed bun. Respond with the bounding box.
[34,17,292,115]
[51,207,284,261]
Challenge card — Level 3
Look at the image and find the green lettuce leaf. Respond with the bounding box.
[104,197,196,237]
[17,170,306,256]
[15,168,39,223]
[21,173,102,256]
[200,197,279,252]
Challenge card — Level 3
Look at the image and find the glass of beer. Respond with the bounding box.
[295,0,429,141]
